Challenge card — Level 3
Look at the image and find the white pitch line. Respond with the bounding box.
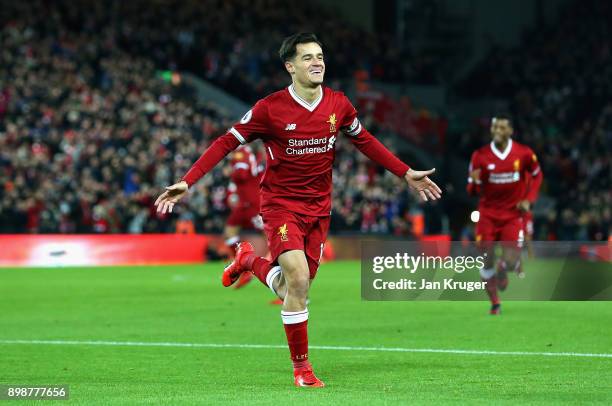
[0,339,610,359]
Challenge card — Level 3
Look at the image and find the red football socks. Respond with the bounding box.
[248,255,281,290]
[249,256,270,283]
[281,310,309,369]
[246,256,311,370]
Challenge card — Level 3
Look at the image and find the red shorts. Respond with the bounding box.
[262,209,330,279]
[226,206,263,230]
[522,211,534,237]
[476,214,524,249]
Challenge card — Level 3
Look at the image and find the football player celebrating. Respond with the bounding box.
[155,33,442,387]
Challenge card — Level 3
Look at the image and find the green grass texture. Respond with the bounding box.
[1,260,611,405]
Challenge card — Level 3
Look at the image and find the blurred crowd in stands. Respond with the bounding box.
[28,0,434,104]
[458,0,610,241]
[0,4,414,236]
[0,0,609,240]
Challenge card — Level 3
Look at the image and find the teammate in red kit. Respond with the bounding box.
[224,145,264,288]
[155,33,442,387]
[467,115,542,315]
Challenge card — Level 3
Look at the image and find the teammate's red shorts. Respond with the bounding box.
[261,209,330,279]
[476,214,524,249]
[522,211,534,237]
[226,205,263,230]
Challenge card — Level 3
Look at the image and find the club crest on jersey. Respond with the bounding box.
[278,224,289,242]
[327,113,337,133]
[513,159,521,171]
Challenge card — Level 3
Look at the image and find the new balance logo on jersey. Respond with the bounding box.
[285,123,297,131]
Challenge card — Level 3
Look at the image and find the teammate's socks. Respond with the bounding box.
[281,310,309,369]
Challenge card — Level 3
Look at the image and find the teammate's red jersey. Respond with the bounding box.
[183,85,410,216]
[467,139,542,220]
[228,145,261,210]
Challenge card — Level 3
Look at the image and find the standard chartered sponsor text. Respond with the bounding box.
[286,137,333,155]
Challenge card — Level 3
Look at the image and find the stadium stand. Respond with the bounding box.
[0,2,414,236]
[0,0,609,240]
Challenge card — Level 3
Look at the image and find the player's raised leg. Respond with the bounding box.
[221,242,291,302]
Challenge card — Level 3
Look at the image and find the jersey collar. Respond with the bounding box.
[288,84,323,112]
[490,139,513,160]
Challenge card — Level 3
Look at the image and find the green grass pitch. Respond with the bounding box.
[1,260,611,405]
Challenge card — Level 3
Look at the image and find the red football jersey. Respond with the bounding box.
[468,139,542,220]
[183,85,410,216]
[228,145,261,210]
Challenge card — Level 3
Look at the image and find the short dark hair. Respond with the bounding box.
[492,113,513,128]
[279,33,323,63]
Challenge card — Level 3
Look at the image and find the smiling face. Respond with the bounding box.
[490,117,513,145]
[284,42,325,88]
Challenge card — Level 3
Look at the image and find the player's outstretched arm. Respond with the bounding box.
[154,132,241,214]
[346,128,442,202]
[404,168,442,202]
[155,181,188,214]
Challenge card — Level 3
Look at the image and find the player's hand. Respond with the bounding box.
[517,199,531,212]
[469,168,481,183]
[404,168,442,202]
[154,181,189,214]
